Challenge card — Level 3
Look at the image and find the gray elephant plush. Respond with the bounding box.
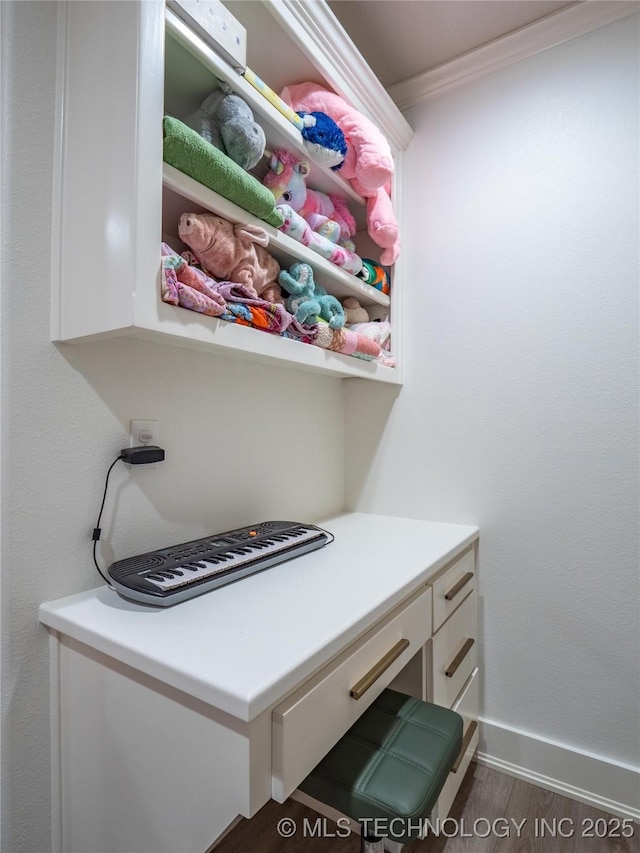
[184,82,266,171]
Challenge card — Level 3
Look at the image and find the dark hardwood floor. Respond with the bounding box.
[213,763,638,852]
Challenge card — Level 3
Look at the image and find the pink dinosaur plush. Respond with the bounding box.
[364,182,400,266]
[281,82,393,191]
[280,82,400,265]
[178,212,282,303]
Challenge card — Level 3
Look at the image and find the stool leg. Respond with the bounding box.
[361,835,385,853]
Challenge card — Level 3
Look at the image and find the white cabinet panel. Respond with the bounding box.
[431,591,477,708]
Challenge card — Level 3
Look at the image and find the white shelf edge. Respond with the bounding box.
[55,303,399,383]
[164,7,365,213]
[162,162,390,309]
[147,302,399,382]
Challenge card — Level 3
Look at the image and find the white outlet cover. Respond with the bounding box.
[130,419,159,447]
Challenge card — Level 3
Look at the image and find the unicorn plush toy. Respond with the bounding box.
[263,149,356,245]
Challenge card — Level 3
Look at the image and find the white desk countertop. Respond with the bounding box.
[39,512,478,721]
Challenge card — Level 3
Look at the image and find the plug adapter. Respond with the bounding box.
[120,445,165,465]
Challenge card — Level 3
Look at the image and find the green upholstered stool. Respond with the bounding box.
[299,689,463,852]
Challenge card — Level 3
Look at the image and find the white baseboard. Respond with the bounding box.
[476,717,639,822]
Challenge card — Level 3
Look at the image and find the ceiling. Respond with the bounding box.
[327,0,576,88]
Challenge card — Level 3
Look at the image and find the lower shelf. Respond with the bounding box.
[150,302,399,381]
[162,164,390,310]
[60,300,401,383]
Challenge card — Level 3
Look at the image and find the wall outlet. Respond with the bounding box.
[129,419,159,448]
[129,420,161,469]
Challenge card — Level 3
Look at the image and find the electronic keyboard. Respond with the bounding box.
[107,520,332,606]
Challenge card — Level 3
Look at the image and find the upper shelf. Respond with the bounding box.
[164,8,366,224]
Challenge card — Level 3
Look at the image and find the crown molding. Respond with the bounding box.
[388,0,640,110]
[265,0,414,151]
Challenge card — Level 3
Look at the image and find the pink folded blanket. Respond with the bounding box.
[313,319,381,361]
[161,244,316,341]
[161,245,227,317]
[216,281,316,341]
[348,319,395,367]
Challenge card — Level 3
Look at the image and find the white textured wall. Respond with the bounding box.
[0,4,345,851]
[347,17,639,773]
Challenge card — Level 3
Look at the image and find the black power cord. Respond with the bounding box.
[92,446,165,586]
[92,454,124,586]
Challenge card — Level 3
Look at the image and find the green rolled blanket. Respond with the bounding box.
[163,116,284,229]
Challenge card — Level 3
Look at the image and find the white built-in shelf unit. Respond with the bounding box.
[52,0,413,382]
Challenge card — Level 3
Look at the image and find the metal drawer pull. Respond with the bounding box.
[444,571,474,601]
[451,720,478,773]
[445,638,474,678]
[350,639,410,700]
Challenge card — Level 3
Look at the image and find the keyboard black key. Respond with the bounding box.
[108,521,331,606]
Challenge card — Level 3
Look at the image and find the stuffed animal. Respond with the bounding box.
[357,258,391,295]
[363,183,400,266]
[263,149,356,244]
[184,82,266,171]
[178,212,282,303]
[280,83,400,264]
[298,111,346,171]
[341,297,369,325]
[281,82,394,191]
[278,262,345,329]
[276,204,363,276]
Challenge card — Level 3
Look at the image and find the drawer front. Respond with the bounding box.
[431,591,476,708]
[431,546,475,632]
[432,667,480,821]
[272,587,432,802]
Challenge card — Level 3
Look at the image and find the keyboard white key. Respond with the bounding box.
[108,524,330,605]
[144,528,322,592]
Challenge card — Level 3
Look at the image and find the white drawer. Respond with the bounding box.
[272,586,432,802]
[432,667,480,821]
[431,545,475,632]
[431,591,476,708]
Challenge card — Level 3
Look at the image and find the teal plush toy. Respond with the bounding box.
[184,81,266,171]
[278,263,345,329]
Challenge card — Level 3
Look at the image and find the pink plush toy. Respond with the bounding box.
[280,82,400,265]
[364,182,400,266]
[263,149,356,245]
[178,212,282,303]
[281,82,393,191]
